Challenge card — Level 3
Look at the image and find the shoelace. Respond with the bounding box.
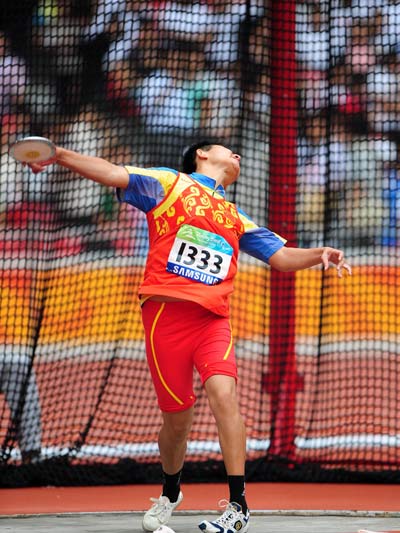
[214,499,242,526]
[148,496,171,521]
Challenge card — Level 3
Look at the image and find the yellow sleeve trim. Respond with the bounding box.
[124,166,177,196]
[237,210,287,243]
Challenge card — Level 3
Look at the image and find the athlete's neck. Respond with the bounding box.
[196,164,229,189]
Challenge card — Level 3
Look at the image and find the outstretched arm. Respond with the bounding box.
[28,147,129,188]
[269,246,352,278]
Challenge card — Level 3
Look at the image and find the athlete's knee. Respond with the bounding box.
[161,408,193,439]
[205,375,239,414]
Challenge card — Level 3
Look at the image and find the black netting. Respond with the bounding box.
[0,0,399,487]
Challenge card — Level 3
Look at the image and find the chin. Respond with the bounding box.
[231,167,240,183]
[225,174,239,188]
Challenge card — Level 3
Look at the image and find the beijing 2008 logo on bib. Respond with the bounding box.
[166,224,233,285]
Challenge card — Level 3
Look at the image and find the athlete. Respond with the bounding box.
[29,140,351,532]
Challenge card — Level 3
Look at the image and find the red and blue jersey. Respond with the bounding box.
[118,167,286,316]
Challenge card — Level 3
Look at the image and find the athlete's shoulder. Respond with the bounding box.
[236,205,259,231]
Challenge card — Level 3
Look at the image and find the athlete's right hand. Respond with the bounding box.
[25,155,57,174]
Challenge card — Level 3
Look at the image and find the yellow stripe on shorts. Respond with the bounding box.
[223,321,233,360]
[150,303,184,406]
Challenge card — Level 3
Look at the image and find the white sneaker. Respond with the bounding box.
[142,491,183,531]
[198,500,250,532]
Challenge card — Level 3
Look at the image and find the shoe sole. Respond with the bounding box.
[198,520,249,532]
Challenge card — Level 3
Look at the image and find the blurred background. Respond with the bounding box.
[0,0,399,487]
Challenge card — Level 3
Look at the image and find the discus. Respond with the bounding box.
[9,136,56,163]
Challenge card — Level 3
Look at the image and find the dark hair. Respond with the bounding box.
[181,139,226,174]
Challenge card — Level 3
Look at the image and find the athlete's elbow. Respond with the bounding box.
[271,263,294,273]
[108,165,129,188]
[268,249,293,272]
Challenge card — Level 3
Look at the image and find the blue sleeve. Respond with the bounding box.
[116,167,178,213]
[239,227,286,263]
[236,206,286,263]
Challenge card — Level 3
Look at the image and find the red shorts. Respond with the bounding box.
[141,300,237,412]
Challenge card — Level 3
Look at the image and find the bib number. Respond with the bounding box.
[167,225,233,285]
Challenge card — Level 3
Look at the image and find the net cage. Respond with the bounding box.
[0,0,399,487]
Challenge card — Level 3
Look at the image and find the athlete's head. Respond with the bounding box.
[182,139,241,186]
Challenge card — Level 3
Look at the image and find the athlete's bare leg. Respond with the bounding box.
[204,374,246,474]
[158,407,194,474]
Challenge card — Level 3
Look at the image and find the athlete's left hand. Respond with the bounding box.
[321,247,352,278]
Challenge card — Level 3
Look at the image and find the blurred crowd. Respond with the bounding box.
[0,0,399,259]
[297,0,400,247]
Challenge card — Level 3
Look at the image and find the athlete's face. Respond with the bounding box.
[206,145,241,186]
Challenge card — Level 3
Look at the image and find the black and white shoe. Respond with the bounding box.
[198,500,250,532]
